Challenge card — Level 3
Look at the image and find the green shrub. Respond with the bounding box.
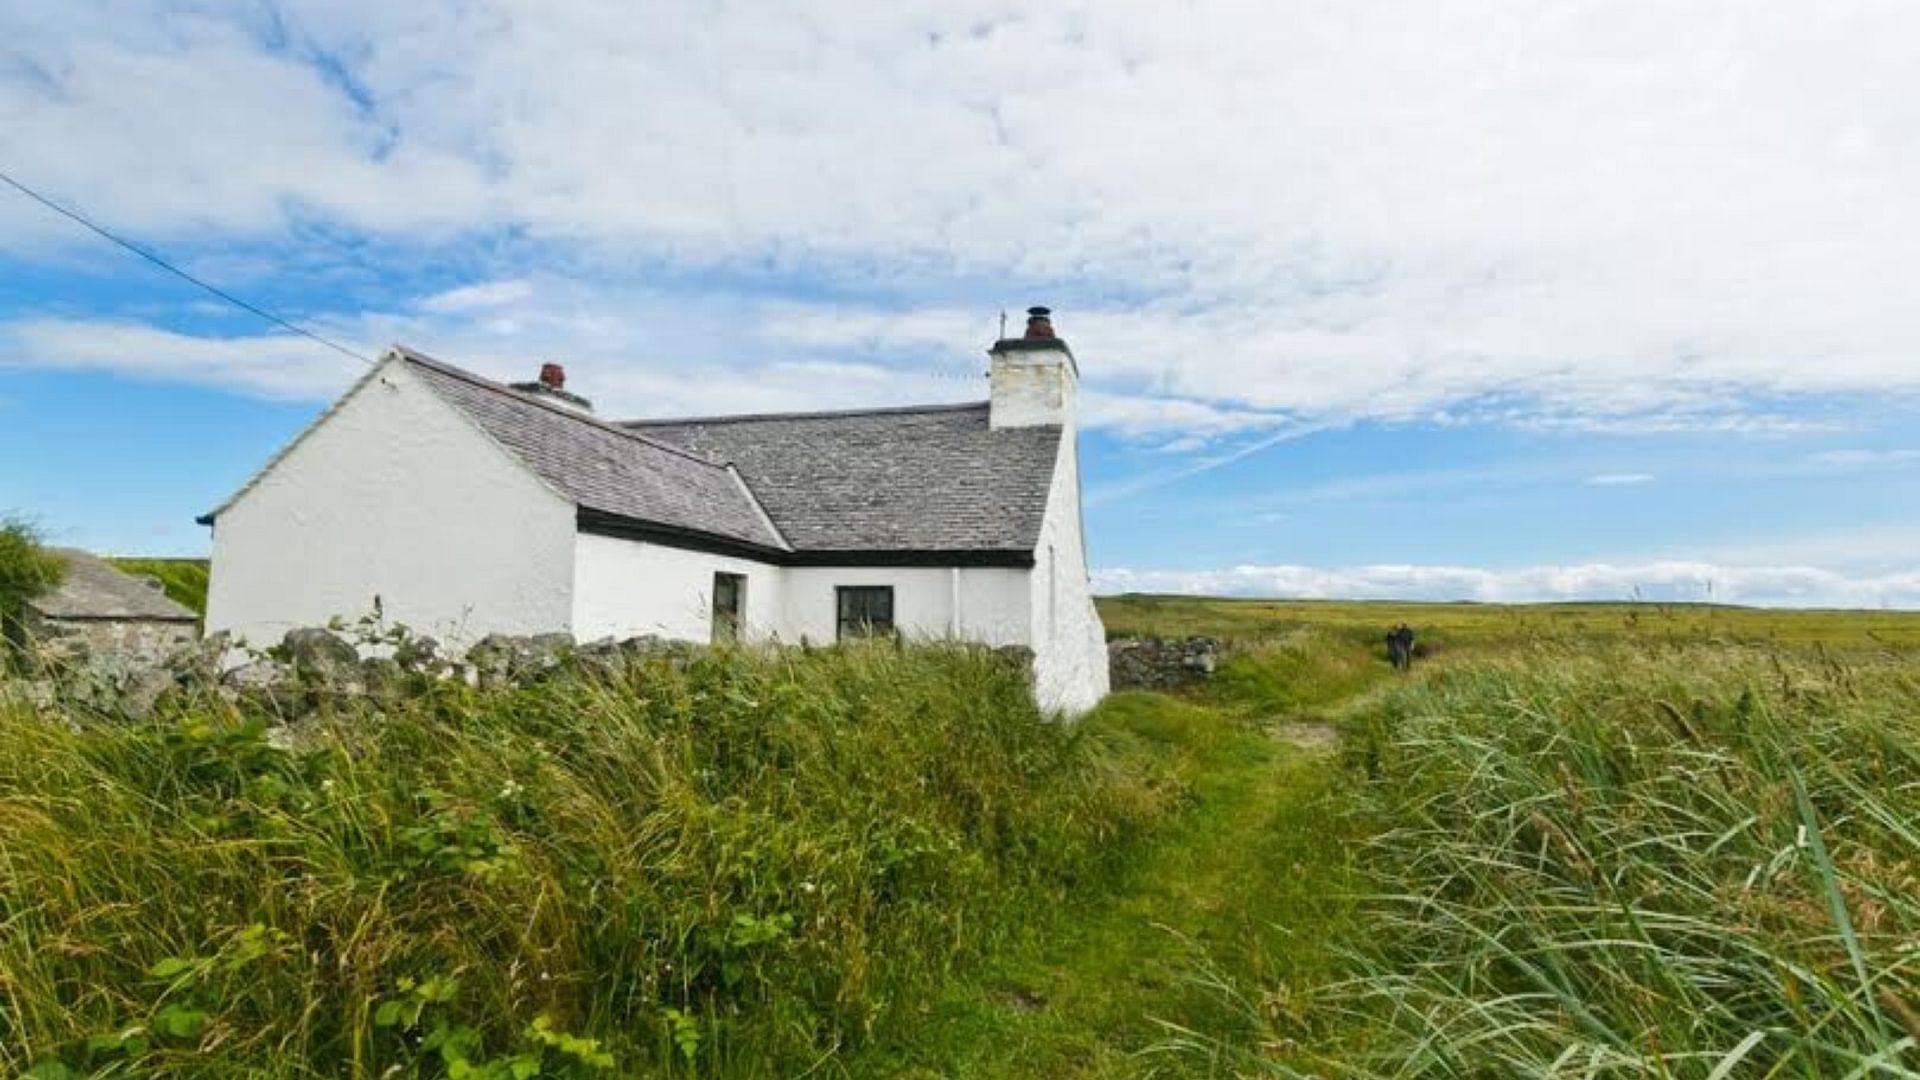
[0,516,64,652]
[0,643,1176,1078]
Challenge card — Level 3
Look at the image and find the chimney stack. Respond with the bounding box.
[511,362,594,414]
[988,303,1078,430]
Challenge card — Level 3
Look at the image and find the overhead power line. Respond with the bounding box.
[0,167,374,367]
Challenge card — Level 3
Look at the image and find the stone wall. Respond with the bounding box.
[1107,636,1220,691]
[24,612,198,669]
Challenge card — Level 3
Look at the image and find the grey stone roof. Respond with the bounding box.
[398,348,788,553]
[29,549,198,622]
[626,403,1062,555]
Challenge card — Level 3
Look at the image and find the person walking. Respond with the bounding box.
[1386,623,1416,672]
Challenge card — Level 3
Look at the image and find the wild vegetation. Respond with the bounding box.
[1209,640,1920,1078]
[5,587,1919,1078]
[0,644,1181,1079]
[0,516,64,656]
[104,558,211,621]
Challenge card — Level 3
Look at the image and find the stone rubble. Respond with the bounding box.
[1107,636,1221,691]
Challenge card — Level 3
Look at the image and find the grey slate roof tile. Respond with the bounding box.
[625,404,1060,554]
[398,349,788,552]
[398,348,1060,558]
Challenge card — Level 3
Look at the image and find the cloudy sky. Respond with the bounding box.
[3,1,1918,607]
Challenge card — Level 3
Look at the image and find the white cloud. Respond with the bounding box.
[1807,449,1920,469]
[5,1,1920,433]
[0,318,370,398]
[1095,561,1920,610]
[418,279,537,313]
[1585,473,1654,486]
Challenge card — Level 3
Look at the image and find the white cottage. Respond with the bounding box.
[201,307,1109,713]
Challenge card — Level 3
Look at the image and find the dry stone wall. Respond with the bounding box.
[1107,636,1220,691]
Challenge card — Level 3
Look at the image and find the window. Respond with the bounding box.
[836,586,895,640]
[712,572,746,642]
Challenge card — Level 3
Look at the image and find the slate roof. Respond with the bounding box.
[396,348,788,553]
[625,404,1061,555]
[29,549,199,622]
[206,346,1063,562]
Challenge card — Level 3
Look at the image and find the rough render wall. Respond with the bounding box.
[205,359,577,650]
[1027,429,1111,716]
[778,565,1030,646]
[573,534,1032,649]
[573,532,785,643]
[988,352,1077,429]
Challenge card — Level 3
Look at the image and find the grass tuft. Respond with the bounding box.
[0,643,1181,1078]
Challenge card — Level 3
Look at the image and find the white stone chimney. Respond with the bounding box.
[989,306,1078,430]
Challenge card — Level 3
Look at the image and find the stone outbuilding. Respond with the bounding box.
[23,549,199,666]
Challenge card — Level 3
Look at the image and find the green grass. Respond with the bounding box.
[1149,623,1920,1076]
[106,557,210,618]
[8,589,1919,1078]
[842,628,1386,1079]
[0,643,1182,1079]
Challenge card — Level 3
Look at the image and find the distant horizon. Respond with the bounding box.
[1096,591,1920,614]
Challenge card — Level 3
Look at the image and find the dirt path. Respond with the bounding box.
[846,693,1368,1080]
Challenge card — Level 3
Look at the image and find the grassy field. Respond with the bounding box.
[105,557,211,620]
[1099,593,1920,650]
[4,590,1917,1078]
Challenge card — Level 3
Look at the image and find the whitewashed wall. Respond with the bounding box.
[1026,431,1111,715]
[572,542,1032,649]
[572,532,784,643]
[205,359,577,649]
[777,566,1030,646]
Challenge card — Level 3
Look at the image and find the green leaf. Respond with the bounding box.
[148,956,197,979]
[85,1026,148,1057]
[155,1004,210,1040]
[1788,763,1889,1037]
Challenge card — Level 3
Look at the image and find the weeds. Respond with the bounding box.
[0,642,1177,1078]
[1221,642,1920,1077]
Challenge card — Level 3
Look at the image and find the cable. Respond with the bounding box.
[0,168,375,366]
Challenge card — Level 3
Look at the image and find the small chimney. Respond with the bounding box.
[510,362,593,414]
[988,303,1077,430]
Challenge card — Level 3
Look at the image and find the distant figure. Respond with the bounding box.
[1386,624,1416,672]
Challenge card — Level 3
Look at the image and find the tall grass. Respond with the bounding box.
[0,643,1178,1079]
[1,516,64,659]
[1250,643,1920,1077]
[105,558,210,619]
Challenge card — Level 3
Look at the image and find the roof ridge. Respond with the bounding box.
[621,400,989,427]
[390,345,735,471]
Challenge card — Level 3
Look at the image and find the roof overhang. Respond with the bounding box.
[576,508,1035,568]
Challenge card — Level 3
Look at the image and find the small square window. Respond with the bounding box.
[836,586,895,640]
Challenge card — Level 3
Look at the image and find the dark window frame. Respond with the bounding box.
[835,585,895,640]
[712,571,746,642]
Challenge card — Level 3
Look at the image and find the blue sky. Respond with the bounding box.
[3,1,1919,607]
